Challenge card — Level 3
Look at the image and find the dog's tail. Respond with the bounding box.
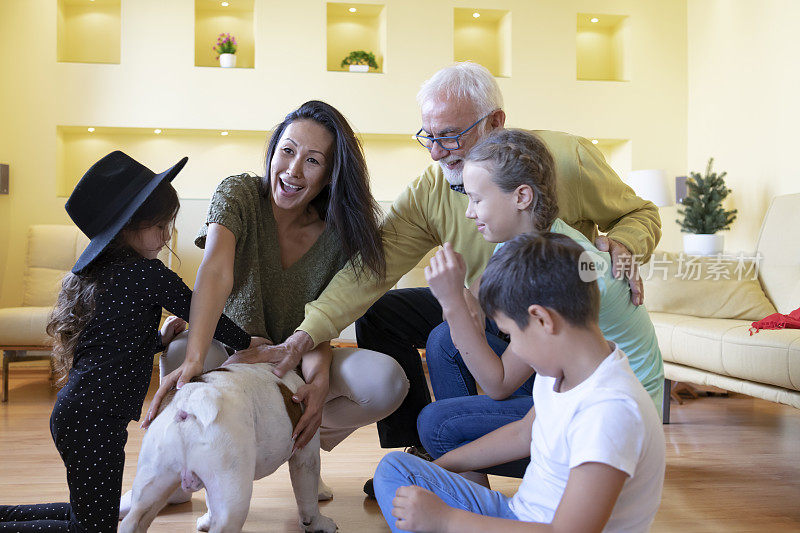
[168,383,224,493]
[171,382,222,429]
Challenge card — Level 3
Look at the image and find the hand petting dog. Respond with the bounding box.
[143,335,270,428]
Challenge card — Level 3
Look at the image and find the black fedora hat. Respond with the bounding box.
[66,151,188,273]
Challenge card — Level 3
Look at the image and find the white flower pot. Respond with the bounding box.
[683,233,724,256]
[219,53,236,68]
[348,64,369,72]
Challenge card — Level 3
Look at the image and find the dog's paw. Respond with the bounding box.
[301,513,337,533]
[196,512,211,532]
[317,477,334,501]
[118,489,132,520]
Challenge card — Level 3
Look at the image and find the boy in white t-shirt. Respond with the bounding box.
[373,233,665,532]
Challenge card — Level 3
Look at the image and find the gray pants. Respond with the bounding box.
[160,332,409,451]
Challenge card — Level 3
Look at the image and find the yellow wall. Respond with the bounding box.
[654,0,800,254]
[0,0,688,307]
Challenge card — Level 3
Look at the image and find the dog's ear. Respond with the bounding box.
[189,387,222,428]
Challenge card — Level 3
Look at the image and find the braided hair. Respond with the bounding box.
[465,129,558,232]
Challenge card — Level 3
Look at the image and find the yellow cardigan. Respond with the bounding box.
[298,129,662,346]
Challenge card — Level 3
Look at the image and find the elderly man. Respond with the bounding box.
[250,61,660,463]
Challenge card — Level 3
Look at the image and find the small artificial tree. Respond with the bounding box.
[676,158,738,234]
[340,50,379,70]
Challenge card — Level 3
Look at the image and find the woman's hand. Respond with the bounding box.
[225,331,314,378]
[425,243,468,311]
[391,486,451,533]
[142,358,204,428]
[291,378,329,452]
[160,316,187,346]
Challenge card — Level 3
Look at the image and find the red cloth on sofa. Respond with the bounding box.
[749,307,800,335]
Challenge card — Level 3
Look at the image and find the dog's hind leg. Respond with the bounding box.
[118,466,180,533]
[195,450,255,533]
[120,485,192,519]
[289,434,338,533]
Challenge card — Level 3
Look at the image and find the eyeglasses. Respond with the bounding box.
[414,113,493,151]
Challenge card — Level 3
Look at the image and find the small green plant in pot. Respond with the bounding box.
[341,50,379,72]
[677,157,738,255]
[213,33,238,68]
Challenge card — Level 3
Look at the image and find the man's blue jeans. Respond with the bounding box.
[418,320,534,478]
[373,452,518,533]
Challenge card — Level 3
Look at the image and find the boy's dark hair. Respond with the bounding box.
[479,232,600,329]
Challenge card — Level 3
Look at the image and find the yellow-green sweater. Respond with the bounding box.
[298,130,662,345]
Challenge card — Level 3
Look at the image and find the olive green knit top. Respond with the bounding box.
[196,174,346,344]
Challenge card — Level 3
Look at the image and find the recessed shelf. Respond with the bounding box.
[57,0,121,64]
[195,0,255,69]
[454,8,511,78]
[327,3,386,73]
[56,127,430,203]
[57,126,267,199]
[576,14,629,81]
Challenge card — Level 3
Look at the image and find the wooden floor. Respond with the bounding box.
[1,363,799,532]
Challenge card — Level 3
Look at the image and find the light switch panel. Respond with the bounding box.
[0,164,8,194]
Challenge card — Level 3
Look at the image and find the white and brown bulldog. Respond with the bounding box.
[119,363,337,533]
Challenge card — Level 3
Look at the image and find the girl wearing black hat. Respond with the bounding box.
[0,152,261,532]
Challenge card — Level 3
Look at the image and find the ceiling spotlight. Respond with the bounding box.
[590,17,599,23]
[154,129,162,134]
[87,127,95,133]
[349,7,357,13]
[472,12,480,19]
[221,2,229,6]
[591,139,599,145]
[221,131,229,136]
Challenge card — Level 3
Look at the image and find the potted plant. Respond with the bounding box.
[677,158,738,256]
[213,33,237,68]
[340,50,379,72]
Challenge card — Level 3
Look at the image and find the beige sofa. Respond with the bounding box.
[643,193,800,419]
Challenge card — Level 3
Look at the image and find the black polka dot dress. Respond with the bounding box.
[0,255,249,532]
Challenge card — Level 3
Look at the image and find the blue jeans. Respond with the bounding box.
[424,319,534,400]
[373,452,518,533]
[419,320,534,477]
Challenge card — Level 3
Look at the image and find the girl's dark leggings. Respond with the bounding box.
[0,399,129,532]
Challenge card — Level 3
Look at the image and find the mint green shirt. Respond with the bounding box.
[496,218,664,414]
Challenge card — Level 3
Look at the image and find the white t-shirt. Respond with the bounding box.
[509,343,665,532]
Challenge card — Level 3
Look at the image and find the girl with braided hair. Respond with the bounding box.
[414,128,664,487]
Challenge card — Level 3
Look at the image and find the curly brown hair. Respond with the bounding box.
[466,129,558,232]
[47,179,179,385]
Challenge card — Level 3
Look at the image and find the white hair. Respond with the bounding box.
[416,61,504,115]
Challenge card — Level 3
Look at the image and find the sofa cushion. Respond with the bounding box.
[641,251,776,321]
[0,306,53,346]
[755,193,800,315]
[651,312,800,391]
[24,225,88,307]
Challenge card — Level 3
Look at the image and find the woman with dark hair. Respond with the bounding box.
[129,100,408,512]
